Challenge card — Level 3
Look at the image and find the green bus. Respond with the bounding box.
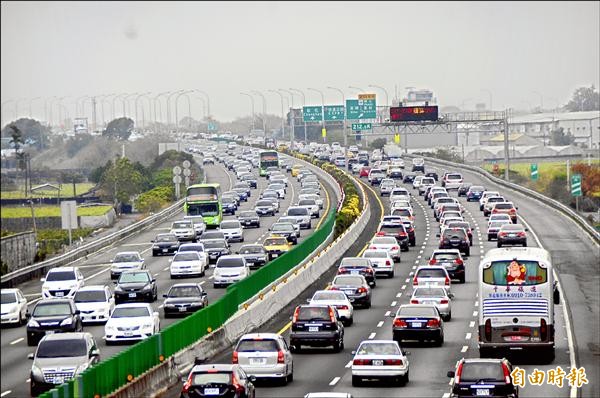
[184,183,222,228]
[259,150,279,177]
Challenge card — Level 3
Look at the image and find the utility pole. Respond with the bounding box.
[327,86,346,148]
[92,97,97,133]
[503,109,510,181]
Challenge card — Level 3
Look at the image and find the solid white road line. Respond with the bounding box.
[1,391,11,397]
[10,338,23,345]
[329,377,340,386]
[368,332,376,339]
[377,321,384,328]
[345,361,352,368]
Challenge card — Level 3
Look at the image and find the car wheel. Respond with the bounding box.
[352,376,363,387]
[403,370,410,385]
[333,339,342,353]
[286,371,294,384]
[27,335,37,346]
[410,241,416,247]
[18,311,23,326]
[523,240,527,247]
[436,334,444,346]
[152,252,157,257]
[365,300,371,309]
[459,275,466,284]
[290,344,300,353]
[465,249,470,257]
[497,242,502,248]
[389,271,395,278]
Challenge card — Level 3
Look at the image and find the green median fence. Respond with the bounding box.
[39,208,336,398]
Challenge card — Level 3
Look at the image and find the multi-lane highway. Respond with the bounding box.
[0,153,336,398]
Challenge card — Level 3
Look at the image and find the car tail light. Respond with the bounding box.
[455,361,464,384]
[498,232,507,237]
[391,246,399,251]
[399,232,407,237]
[277,350,285,364]
[413,276,418,285]
[365,268,374,273]
[540,318,548,341]
[410,299,419,304]
[440,299,449,304]
[427,319,440,328]
[454,259,463,265]
[337,305,349,310]
[292,307,300,323]
[232,374,243,393]
[353,359,370,366]
[357,287,367,294]
[485,319,492,341]
[370,246,377,250]
[329,306,336,322]
[329,286,339,291]
[518,232,526,237]
[429,258,437,265]
[509,208,516,214]
[502,362,511,384]
[445,276,450,286]
[393,318,407,327]
[232,351,239,364]
[376,231,385,236]
[384,359,403,366]
[385,260,392,265]
[181,373,193,394]
[338,267,348,273]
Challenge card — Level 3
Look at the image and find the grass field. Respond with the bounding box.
[0,205,113,218]
[0,183,96,199]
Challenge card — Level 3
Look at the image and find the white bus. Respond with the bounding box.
[478,247,559,361]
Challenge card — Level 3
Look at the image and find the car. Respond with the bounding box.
[438,227,470,256]
[262,235,292,260]
[391,199,412,212]
[368,168,386,185]
[233,182,251,197]
[170,251,207,278]
[351,340,410,387]
[232,333,294,384]
[277,216,302,237]
[457,182,472,196]
[439,211,464,227]
[162,283,208,318]
[180,363,256,398]
[213,255,249,288]
[224,190,243,205]
[417,177,436,195]
[291,164,304,177]
[391,304,444,345]
[177,242,209,266]
[380,179,396,196]
[330,274,372,308]
[434,199,460,220]
[240,174,258,188]
[113,270,157,304]
[448,358,519,398]
[359,166,371,178]
[479,191,501,211]
[270,222,298,244]
[104,303,160,345]
[298,198,320,218]
[428,190,449,207]
[308,290,354,326]
[441,173,464,190]
[376,223,410,251]
[299,193,324,209]
[445,220,473,247]
[466,185,486,201]
[424,170,439,181]
[73,285,114,324]
[497,223,528,247]
[389,187,411,203]
[151,233,180,256]
[1,288,28,325]
[428,249,465,284]
[487,220,512,241]
[483,196,507,216]
[289,304,345,353]
[413,266,451,290]
[491,201,519,223]
[267,183,286,199]
[41,266,85,299]
[182,215,207,238]
[232,187,249,201]
[360,249,394,278]
[170,220,197,242]
[26,298,83,346]
[368,236,401,262]
[389,206,414,221]
[220,220,244,243]
[254,199,277,216]
[202,157,215,165]
[202,238,231,264]
[411,158,425,172]
[110,251,145,279]
[337,257,376,287]
[28,332,100,396]
[488,213,513,225]
[285,206,312,229]
[402,173,416,183]
[222,196,238,215]
[397,217,416,246]
[388,168,404,180]
[237,244,268,269]
[411,175,424,190]
[410,286,453,321]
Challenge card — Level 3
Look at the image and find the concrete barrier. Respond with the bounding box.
[0,231,37,273]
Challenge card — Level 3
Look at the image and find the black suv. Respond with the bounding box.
[438,227,470,256]
[403,173,417,183]
[26,299,82,346]
[425,171,439,181]
[448,358,518,398]
[114,270,157,304]
[181,363,256,398]
[290,305,344,353]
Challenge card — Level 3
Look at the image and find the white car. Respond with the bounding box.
[410,286,453,321]
[389,188,411,203]
[213,255,249,288]
[267,183,286,199]
[170,220,196,242]
[41,267,85,299]
[412,266,451,289]
[479,191,500,210]
[74,285,115,324]
[299,193,323,209]
[233,333,294,384]
[487,213,512,226]
[170,251,207,278]
[177,243,210,268]
[1,288,28,325]
[442,172,464,190]
[418,177,436,195]
[220,220,244,243]
[483,196,507,216]
[369,236,401,262]
[351,340,410,386]
[412,175,424,190]
[390,200,412,213]
[308,290,354,326]
[104,303,160,344]
[380,179,396,196]
[285,206,312,229]
[110,251,145,279]
[362,249,395,277]
[182,215,207,238]
[297,199,320,218]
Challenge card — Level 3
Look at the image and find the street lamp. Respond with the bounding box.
[15,98,28,119]
[307,87,325,142]
[153,91,171,129]
[240,92,255,132]
[123,93,138,118]
[194,90,211,118]
[289,89,308,143]
[251,90,267,134]
[268,90,286,147]
[135,92,151,129]
[166,90,184,128]
[348,86,365,94]
[368,84,389,124]
[112,93,127,120]
[175,90,193,133]
[327,86,347,147]
[481,89,493,111]
[281,89,298,145]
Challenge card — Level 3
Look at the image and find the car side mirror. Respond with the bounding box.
[436,233,440,237]
[516,207,519,210]
[235,251,239,254]
[90,349,100,357]
[40,278,46,282]
[404,351,411,356]
[152,279,156,283]
[28,353,35,360]
[75,310,80,315]
[26,312,31,319]
[388,313,396,318]
[447,371,455,378]
[248,375,257,383]
[448,293,455,299]
[202,292,207,296]
[113,281,118,284]
[153,312,159,317]
[150,240,155,243]
[162,294,168,298]
[524,228,529,232]
[351,350,357,355]
[554,287,560,305]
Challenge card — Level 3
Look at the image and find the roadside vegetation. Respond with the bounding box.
[0,183,95,199]
[0,204,113,218]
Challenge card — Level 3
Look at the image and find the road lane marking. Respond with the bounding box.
[121,243,150,247]
[329,377,340,386]
[1,391,11,397]
[474,301,479,307]
[401,285,406,290]
[461,345,469,353]
[368,332,376,339]
[472,311,478,317]
[469,321,475,328]
[10,338,23,345]
[396,292,402,298]
[163,267,169,271]
[385,311,391,317]
[391,301,397,307]
[465,333,472,339]
[404,278,409,283]
[377,321,384,328]
[345,361,352,368]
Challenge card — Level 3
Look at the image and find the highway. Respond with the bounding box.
[0,152,336,398]
[160,155,594,398]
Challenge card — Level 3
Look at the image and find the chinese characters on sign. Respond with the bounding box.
[510,366,588,389]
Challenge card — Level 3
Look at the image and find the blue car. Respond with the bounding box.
[466,185,485,201]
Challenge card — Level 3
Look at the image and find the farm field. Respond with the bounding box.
[0,204,112,218]
[0,183,95,199]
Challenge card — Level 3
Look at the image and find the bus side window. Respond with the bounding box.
[553,282,560,305]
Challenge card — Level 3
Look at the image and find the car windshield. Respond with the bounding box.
[264,238,287,246]
[433,253,459,261]
[168,286,201,297]
[36,339,87,358]
[333,276,363,286]
[297,306,330,321]
[312,291,346,301]
[240,211,256,217]
[192,373,231,385]
[256,200,273,207]
[380,225,405,233]
[216,258,244,268]
[179,244,205,253]
[448,222,470,230]
[114,254,139,262]
[363,251,387,258]
[398,306,437,317]
[155,235,177,243]
[237,339,279,352]
[447,174,462,180]
[372,237,396,245]
[470,186,485,192]
[33,303,72,316]
[46,271,76,282]
[422,178,435,184]
[357,342,399,356]
[203,240,227,249]
[74,290,106,303]
[341,258,368,267]
[417,269,446,278]
[202,232,225,239]
[221,221,240,229]
[1,292,16,304]
[298,200,315,206]
[495,203,514,209]
[443,230,467,239]
[172,222,191,229]
[240,246,263,254]
[188,203,219,216]
[460,363,505,382]
[288,208,308,216]
[490,221,510,228]
[173,253,199,262]
[500,225,524,232]
[414,288,446,298]
[111,307,150,318]
[118,273,150,283]
[272,224,293,232]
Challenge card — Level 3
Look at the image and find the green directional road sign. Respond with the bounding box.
[571,174,582,197]
[352,123,372,131]
[207,122,217,131]
[345,99,377,120]
[324,105,345,121]
[346,100,361,120]
[303,106,323,122]
[530,163,538,180]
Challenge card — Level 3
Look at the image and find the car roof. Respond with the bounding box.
[47,266,78,272]
[1,288,22,294]
[113,302,152,309]
[431,249,461,255]
[239,332,280,340]
[40,332,91,342]
[76,285,108,292]
[114,251,141,256]
[170,283,202,289]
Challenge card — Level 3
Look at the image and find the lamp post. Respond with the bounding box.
[289,89,307,144]
[307,88,325,143]
[175,90,193,133]
[327,86,347,147]
[112,93,127,120]
[369,84,389,124]
[194,90,211,118]
[251,90,267,135]
[268,90,286,147]
[96,94,114,128]
[44,96,57,127]
[348,86,365,94]
[15,98,28,119]
[135,92,151,129]
[481,89,493,111]
[123,93,138,118]
[240,92,255,133]
[55,96,68,130]
[166,90,184,130]
[280,89,296,145]
[153,91,170,131]
[532,91,544,111]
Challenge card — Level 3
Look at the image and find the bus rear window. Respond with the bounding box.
[482,260,547,286]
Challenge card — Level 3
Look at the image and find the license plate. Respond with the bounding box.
[372,359,384,366]
[411,322,422,328]
[509,233,516,237]
[351,270,359,275]
[178,307,187,312]
[204,388,219,395]
[128,293,137,298]
[162,249,168,252]
[272,253,278,258]
[55,292,64,297]
[250,357,266,365]
[476,389,490,396]
[54,377,64,384]
[309,326,319,332]
[124,331,133,336]
[344,290,355,295]
[45,330,55,335]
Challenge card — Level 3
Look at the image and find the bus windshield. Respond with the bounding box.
[483,260,548,286]
[187,203,219,216]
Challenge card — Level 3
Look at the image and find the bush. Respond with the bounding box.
[135,186,174,214]
[35,228,95,259]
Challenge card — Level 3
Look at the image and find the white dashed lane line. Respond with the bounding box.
[385,311,391,317]
[465,333,472,339]
[469,321,475,328]
[461,345,469,352]
[368,332,376,339]
[401,285,406,290]
[1,391,11,397]
[10,338,23,345]
[345,361,352,368]
[396,292,402,298]
[329,377,340,386]
[377,321,384,328]
[391,301,397,307]
[473,311,478,317]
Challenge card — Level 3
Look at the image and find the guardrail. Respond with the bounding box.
[0,199,185,288]
[400,149,600,245]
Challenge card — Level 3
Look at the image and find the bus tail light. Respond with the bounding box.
[484,319,492,341]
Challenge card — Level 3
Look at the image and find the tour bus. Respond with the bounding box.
[183,183,222,228]
[478,247,559,361]
[259,150,279,177]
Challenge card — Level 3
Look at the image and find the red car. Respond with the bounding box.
[359,166,371,178]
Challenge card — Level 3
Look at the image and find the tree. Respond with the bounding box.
[571,163,600,197]
[99,157,146,204]
[103,117,134,140]
[550,127,575,146]
[564,85,600,112]
[1,118,50,150]
[370,137,387,150]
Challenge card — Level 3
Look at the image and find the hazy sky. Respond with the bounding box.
[1,1,599,122]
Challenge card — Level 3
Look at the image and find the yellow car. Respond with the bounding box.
[291,164,304,177]
[262,235,292,260]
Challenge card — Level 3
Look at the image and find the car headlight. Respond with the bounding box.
[142,284,153,291]
[60,318,73,326]
[28,319,40,327]
[31,364,44,379]
[105,325,116,332]
[42,286,50,290]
